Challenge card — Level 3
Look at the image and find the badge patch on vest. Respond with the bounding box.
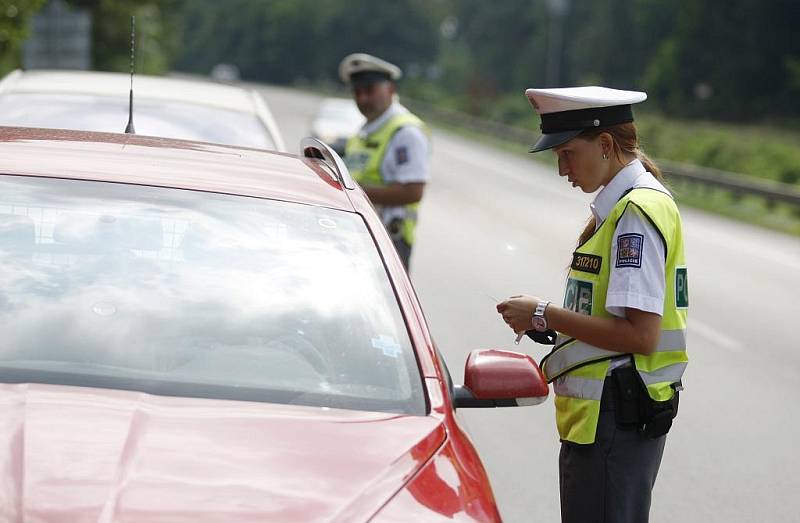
[616,233,644,268]
[564,278,593,316]
[675,266,689,308]
[571,253,602,274]
[395,146,409,165]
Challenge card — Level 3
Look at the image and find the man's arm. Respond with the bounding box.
[362,182,425,205]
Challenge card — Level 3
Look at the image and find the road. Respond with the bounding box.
[258,83,800,522]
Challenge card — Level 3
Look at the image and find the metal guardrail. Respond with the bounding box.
[658,161,800,207]
[403,97,800,208]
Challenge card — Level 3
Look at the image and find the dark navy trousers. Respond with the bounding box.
[559,379,667,523]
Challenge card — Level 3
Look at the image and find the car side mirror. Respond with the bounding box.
[453,349,549,409]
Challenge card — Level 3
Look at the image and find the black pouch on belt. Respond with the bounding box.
[640,386,679,438]
[611,363,680,438]
[387,218,403,239]
[610,366,642,430]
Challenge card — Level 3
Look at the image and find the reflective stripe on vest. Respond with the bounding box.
[344,111,428,245]
[541,328,687,382]
[553,361,687,405]
[640,361,687,387]
[553,375,605,400]
[547,187,689,444]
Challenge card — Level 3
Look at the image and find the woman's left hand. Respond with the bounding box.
[496,295,542,334]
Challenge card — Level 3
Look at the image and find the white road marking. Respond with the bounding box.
[689,318,743,352]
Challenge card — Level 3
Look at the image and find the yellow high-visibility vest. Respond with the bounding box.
[344,112,428,245]
[541,188,689,444]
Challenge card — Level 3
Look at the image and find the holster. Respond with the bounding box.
[610,364,679,439]
[387,218,404,239]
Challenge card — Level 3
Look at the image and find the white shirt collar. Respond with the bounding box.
[591,158,647,224]
[360,102,407,136]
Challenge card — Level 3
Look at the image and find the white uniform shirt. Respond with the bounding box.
[590,158,671,318]
[590,159,670,372]
[358,102,430,225]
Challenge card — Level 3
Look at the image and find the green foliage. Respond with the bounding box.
[670,183,800,237]
[643,0,800,120]
[450,0,547,92]
[165,0,800,123]
[11,0,798,126]
[66,0,180,74]
[432,0,799,121]
[175,0,438,83]
[0,0,47,74]
[635,114,800,185]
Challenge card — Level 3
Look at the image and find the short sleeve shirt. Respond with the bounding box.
[381,125,430,184]
[590,159,670,318]
[358,102,430,184]
[359,103,430,224]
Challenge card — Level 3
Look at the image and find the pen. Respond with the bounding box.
[489,294,525,345]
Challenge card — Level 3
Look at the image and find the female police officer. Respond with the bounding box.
[496,87,688,523]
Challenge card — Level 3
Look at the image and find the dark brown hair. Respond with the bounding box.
[573,122,664,246]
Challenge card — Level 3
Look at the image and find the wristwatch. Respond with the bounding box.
[531,301,550,332]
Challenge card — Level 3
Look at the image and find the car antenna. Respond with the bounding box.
[124,15,136,134]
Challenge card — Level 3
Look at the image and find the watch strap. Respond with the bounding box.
[534,300,550,318]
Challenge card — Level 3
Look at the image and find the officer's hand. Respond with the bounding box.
[496,295,541,334]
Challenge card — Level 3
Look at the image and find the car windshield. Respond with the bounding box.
[0,175,425,415]
[0,93,276,150]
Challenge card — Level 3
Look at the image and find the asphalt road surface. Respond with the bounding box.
[258,83,800,523]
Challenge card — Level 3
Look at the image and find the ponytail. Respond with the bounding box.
[637,149,666,185]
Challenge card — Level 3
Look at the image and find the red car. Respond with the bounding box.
[0,127,549,522]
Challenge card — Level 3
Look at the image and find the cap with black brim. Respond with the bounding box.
[524,86,647,153]
[529,129,582,153]
[529,104,635,153]
[349,70,393,88]
[339,53,403,85]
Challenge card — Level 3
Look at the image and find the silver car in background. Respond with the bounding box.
[309,97,365,155]
[0,69,285,151]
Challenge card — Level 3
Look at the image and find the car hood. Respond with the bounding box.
[0,382,445,522]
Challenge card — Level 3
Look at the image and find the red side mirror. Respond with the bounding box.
[455,349,549,408]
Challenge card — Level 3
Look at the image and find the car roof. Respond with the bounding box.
[0,69,258,114]
[0,127,354,211]
[0,69,287,152]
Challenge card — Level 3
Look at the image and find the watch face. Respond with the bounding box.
[531,316,547,332]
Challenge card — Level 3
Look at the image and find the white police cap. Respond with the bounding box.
[339,53,402,86]
[525,86,647,153]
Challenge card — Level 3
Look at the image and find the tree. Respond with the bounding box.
[166,0,800,122]
[644,0,800,119]
[66,0,181,74]
[0,0,48,75]
[174,0,438,84]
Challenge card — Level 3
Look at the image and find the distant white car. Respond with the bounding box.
[0,69,285,151]
[210,63,241,83]
[310,97,365,155]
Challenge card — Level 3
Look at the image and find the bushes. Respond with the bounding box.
[635,115,800,185]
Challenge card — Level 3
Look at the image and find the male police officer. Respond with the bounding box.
[339,53,430,270]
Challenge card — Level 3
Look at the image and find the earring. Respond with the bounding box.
[602,153,609,160]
